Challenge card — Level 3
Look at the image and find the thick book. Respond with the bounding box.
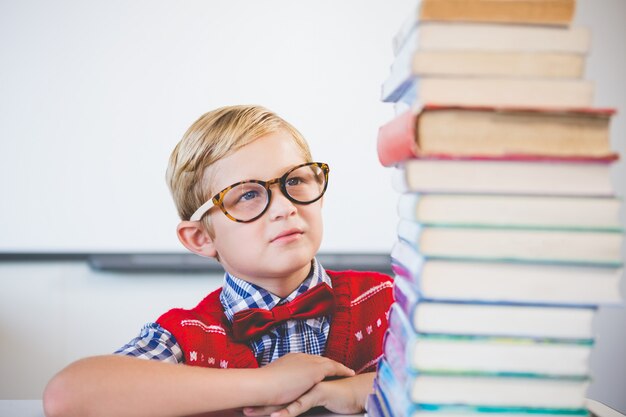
[375,358,588,417]
[377,107,615,166]
[386,303,593,378]
[383,76,593,107]
[391,239,623,306]
[397,220,624,266]
[392,157,617,197]
[376,356,589,409]
[396,193,622,232]
[393,0,576,54]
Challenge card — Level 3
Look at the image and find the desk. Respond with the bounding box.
[1,400,622,417]
[0,401,362,417]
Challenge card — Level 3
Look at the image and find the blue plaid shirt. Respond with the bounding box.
[115,259,332,366]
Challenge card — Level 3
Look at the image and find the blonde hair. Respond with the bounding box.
[166,105,312,234]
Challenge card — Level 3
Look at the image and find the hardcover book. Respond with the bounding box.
[377,106,615,166]
[383,76,593,107]
[376,356,590,409]
[391,239,623,306]
[386,303,593,378]
[392,157,617,197]
[392,273,597,340]
[396,193,622,232]
[397,220,623,266]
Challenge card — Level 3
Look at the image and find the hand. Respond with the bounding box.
[244,372,376,417]
[255,353,355,407]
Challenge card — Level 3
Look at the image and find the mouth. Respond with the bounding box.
[271,228,304,243]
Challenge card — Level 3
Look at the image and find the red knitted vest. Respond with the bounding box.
[157,270,393,374]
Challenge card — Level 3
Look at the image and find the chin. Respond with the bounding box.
[272,250,315,274]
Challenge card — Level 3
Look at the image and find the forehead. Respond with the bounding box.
[207,131,308,193]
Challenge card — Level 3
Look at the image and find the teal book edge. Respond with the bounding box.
[376,357,590,416]
[386,304,592,380]
[396,220,624,268]
[391,239,623,308]
[392,302,594,345]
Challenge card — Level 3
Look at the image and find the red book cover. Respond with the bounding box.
[377,110,418,167]
[376,105,618,167]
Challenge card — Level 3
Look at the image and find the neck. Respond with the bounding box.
[232,261,313,299]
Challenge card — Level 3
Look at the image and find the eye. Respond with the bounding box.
[286,177,304,187]
[238,190,260,202]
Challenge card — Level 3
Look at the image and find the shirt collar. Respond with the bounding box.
[220,258,332,323]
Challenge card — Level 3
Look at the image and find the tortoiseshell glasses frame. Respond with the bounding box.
[189,162,330,223]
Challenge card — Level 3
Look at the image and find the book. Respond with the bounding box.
[391,239,623,306]
[376,356,590,409]
[386,303,593,378]
[366,389,387,417]
[392,157,617,196]
[390,50,585,79]
[377,107,615,166]
[386,23,591,103]
[396,193,622,232]
[392,22,589,58]
[393,273,597,340]
[374,361,590,417]
[383,76,593,107]
[395,0,576,48]
[397,219,623,266]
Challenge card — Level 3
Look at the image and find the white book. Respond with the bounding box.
[393,272,597,339]
[387,304,592,377]
[383,76,594,107]
[391,238,623,305]
[392,159,615,197]
[397,193,623,231]
[398,219,623,265]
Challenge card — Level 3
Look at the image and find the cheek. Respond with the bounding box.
[304,204,324,240]
[212,219,263,254]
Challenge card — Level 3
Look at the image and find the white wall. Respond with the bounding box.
[0,0,407,254]
[0,262,223,399]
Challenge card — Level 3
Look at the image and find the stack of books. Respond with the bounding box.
[369,1,624,417]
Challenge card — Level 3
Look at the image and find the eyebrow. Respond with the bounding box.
[214,162,307,192]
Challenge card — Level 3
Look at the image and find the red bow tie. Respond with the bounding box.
[231,283,335,342]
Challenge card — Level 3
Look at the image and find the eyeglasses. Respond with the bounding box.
[190,162,330,223]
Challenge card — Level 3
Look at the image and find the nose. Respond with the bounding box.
[267,183,297,221]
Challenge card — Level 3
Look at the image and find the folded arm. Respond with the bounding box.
[243,371,376,417]
[43,353,355,417]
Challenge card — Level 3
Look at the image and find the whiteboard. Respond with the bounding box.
[1,0,624,254]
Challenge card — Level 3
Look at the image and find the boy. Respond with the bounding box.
[44,105,393,417]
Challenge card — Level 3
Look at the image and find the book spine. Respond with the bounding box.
[392,271,420,323]
[391,239,425,286]
[377,110,419,167]
[397,219,424,251]
[392,167,410,192]
[397,193,420,221]
[376,358,415,416]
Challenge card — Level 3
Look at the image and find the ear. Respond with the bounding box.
[176,221,218,258]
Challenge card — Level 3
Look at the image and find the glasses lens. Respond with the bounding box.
[222,182,268,222]
[285,164,327,203]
